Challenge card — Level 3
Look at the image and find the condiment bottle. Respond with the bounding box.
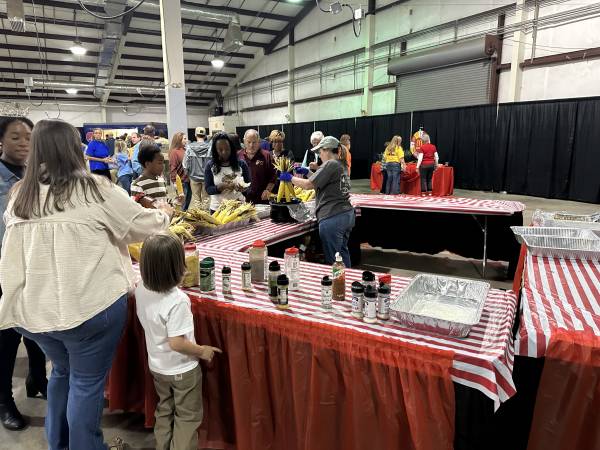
[249,240,268,282]
[377,283,390,320]
[222,266,232,295]
[362,271,377,291]
[284,247,300,291]
[181,243,199,288]
[276,274,289,310]
[321,276,333,310]
[241,262,252,290]
[332,252,345,301]
[199,257,215,292]
[351,281,365,319]
[268,261,281,303]
[363,286,377,324]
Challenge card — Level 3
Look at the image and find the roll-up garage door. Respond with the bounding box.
[388,36,498,113]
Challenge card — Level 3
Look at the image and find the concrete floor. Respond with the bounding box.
[2,184,598,450]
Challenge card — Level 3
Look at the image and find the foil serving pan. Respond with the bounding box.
[521,235,600,260]
[535,210,600,232]
[510,226,599,244]
[390,274,490,338]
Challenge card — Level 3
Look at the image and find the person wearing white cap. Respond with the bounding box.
[301,131,323,169]
[291,136,354,267]
[183,127,210,210]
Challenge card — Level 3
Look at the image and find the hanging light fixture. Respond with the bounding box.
[65,88,78,95]
[70,42,87,56]
[211,58,225,69]
[70,12,87,56]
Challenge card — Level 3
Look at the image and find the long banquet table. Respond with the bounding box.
[511,250,600,450]
[108,247,519,450]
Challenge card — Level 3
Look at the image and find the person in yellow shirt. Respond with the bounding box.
[382,135,405,194]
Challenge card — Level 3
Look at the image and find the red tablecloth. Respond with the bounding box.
[514,250,600,450]
[108,248,518,447]
[370,162,454,196]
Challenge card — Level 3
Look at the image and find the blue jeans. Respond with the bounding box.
[319,209,355,267]
[385,163,401,195]
[117,174,133,195]
[17,295,128,450]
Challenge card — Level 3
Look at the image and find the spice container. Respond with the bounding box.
[199,257,215,292]
[249,240,268,282]
[321,276,333,310]
[241,262,252,290]
[222,266,232,295]
[268,261,281,303]
[351,282,365,319]
[362,271,377,291]
[363,286,377,324]
[332,252,345,301]
[181,243,199,288]
[377,283,390,320]
[276,274,289,310]
[284,247,300,291]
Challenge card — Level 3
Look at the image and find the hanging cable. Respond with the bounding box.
[316,0,330,13]
[77,0,146,21]
[345,5,361,38]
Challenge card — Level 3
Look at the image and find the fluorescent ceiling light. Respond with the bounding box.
[211,58,225,69]
[69,42,87,56]
[65,88,78,95]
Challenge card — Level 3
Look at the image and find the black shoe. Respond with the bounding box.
[26,375,48,399]
[0,402,27,431]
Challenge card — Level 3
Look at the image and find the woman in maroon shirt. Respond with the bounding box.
[238,129,276,204]
[416,134,439,196]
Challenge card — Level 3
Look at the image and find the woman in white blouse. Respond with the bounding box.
[0,119,171,450]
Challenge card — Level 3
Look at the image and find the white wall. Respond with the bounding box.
[24,103,209,130]
[223,0,600,126]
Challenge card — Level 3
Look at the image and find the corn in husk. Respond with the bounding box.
[273,157,297,204]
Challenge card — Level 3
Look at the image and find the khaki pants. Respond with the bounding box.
[151,365,203,450]
[190,179,209,210]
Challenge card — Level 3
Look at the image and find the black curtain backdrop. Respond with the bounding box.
[371,113,412,161]
[283,121,315,161]
[232,96,600,202]
[413,106,498,191]
[569,98,600,203]
[236,126,258,141]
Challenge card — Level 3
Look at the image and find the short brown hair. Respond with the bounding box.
[140,233,186,293]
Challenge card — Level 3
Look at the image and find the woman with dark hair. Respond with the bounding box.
[0,117,47,432]
[204,133,251,213]
[0,119,171,449]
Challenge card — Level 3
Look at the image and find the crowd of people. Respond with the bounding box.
[0,116,357,449]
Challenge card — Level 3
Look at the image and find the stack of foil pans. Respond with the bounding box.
[521,235,600,260]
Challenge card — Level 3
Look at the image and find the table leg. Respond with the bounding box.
[482,216,488,278]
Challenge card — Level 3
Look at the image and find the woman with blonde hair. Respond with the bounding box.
[269,129,293,161]
[382,135,405,194]
[169,131,191,210]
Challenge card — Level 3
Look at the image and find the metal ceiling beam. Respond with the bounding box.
[124,41,254,59]
[128,27,270,49]
[24,0,294,23]
[0,55,97,68]
[1,42,100,57]
[179,0,294,22]
[21,0,281,36]
[264,2,315,54]
[119,53,246,69]
[0,92,210,106]
[117,64,235,78]
[0,24,101,43]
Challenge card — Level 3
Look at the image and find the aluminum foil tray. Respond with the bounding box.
[510,226,599,244]
[194,217,256,237]
[535,210,600,232]
[254,205,271,220]
[390,274,490,338]
[521,235,600,260]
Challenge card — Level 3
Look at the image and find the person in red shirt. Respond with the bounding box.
[416,134,439,196]
[169,131,191,209]
[238,129,276,204]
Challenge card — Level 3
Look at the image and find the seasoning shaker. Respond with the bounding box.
[377,283,390,320]
[363,286,377,324]
[351,282,365,319]
[222,266,232,295]
[321,276,333,310]
[276,274,289,310]
[268,261,281,304]
[241,262,252,290]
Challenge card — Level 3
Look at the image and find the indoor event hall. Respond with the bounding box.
[0,0,599,449]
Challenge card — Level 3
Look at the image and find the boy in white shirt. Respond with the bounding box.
[136,233,221,450]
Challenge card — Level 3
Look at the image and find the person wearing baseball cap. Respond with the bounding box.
[194,127,206,141]
[291,136,354,267]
